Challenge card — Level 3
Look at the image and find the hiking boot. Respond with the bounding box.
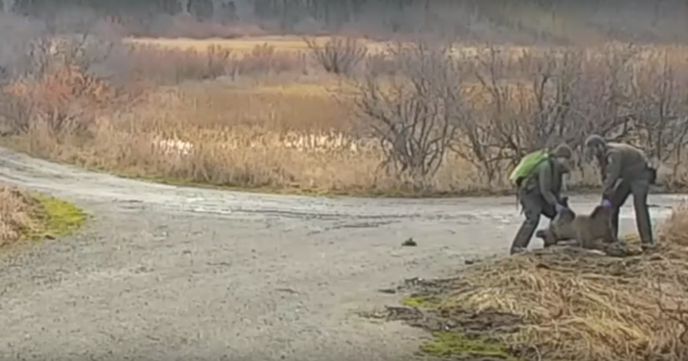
[641,243,657,252]
[510,246,528,255]
[604,241,630,257]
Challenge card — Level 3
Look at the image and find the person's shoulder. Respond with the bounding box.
[609,142,640,150]
[612,142,645,156]
[607,143,630,154]
[536,157,553,172]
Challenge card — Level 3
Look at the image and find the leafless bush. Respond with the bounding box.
[236,43,304,75]
[127,43,304,84]
[365,52,399,77]
[0,11,131,136]
[127,44,231,83]
[349,41,688,188]
[448,44,661,186]
[349,41,461,186]
[626,50,688,186]
[305,36,367,75]
[469,46,636,156]
[0,13,47,82]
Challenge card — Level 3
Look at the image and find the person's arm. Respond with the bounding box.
[538,161,559,207]
[602,150,622,199]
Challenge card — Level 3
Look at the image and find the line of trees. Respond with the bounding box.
[3,0,688,41]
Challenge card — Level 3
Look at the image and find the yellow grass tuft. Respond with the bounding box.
[0,186,43,245]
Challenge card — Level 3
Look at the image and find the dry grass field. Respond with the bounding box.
[3,27,688,196]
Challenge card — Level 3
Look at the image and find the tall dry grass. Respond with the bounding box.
[9,80,479,195]
[3,35,688,196]
[434,202,688,361]
[0,186,43,247]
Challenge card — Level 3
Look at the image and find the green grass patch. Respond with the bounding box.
[420,331,518,360]
[30,193,86,239]
[401,295,443,309]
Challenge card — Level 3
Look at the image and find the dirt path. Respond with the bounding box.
[0,147,683,361]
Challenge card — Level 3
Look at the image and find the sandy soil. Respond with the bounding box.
[0,146,682,360]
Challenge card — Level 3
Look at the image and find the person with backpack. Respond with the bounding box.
[584,134,657,251]
[509,143,574,255]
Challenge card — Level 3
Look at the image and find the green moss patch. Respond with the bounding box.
[401,295,443,309]
[390,277,524,360]
[421,331,518,360]
[30,193,86,239]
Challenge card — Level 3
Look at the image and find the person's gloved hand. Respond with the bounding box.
[601,199,613,208]
[555,203,567,213]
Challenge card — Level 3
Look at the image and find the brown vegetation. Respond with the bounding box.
[0,186,43,246]
[394,202,688,361]
[1,13,688,196]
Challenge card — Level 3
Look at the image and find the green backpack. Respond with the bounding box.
[509,149,549,186]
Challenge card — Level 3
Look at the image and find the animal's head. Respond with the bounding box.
[539,203,577,247]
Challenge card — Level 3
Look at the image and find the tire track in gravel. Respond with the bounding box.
[0,147,683,361]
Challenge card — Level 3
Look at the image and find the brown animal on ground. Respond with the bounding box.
[535,204,617,252]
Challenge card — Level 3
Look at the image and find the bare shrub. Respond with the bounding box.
[235,43,304,75]
[305,36,367,75]
[0,13,47,83]
[468,46,634,156]
[445,44,663,186]
[4,65,116,135]
[127,44,232,83]
[345,42,688,190]
[203,45,233,78]
[365,52,399,77]
[128,43,304,83]
[349,41,460,187]
[0,11,132,136]
[626,49,688,187]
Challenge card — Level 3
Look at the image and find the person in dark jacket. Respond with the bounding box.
[510,143,573,255]
[584,135,656,250]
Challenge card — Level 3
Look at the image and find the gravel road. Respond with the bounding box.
[0,147,683,361]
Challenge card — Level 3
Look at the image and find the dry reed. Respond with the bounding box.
[437,202,688,361]
[0,186,43,246]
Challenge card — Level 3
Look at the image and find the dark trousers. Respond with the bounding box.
[510,188,557,252]
[608,173,654,246]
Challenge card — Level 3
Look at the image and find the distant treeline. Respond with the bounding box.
[6,0,688,41]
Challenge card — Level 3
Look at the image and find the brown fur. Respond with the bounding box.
[535,205,617,251]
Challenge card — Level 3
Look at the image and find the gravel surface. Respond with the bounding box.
[0,147,683,361]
